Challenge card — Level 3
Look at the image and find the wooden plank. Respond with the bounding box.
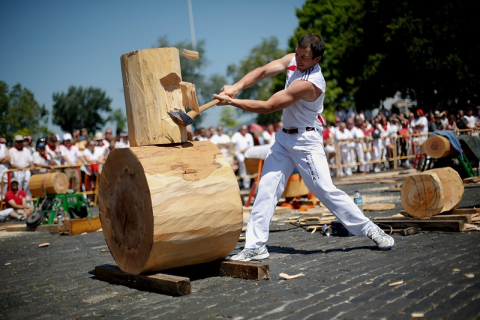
[219,260,270,281]
[58,216,101,235]
[373,219,464,232]
[95,264,191,296]
[374,214,472,224]
[6,224,59,233]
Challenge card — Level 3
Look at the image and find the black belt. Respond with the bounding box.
[282,127,315,134]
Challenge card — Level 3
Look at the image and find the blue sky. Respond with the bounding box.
[1,0,305,134]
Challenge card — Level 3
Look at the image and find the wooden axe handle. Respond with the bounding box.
[186,99,220,119]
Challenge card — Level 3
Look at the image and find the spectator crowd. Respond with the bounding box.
[0,128,129,222]
[1,104,479,221]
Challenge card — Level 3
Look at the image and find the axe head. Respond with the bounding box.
[168,109,193,126]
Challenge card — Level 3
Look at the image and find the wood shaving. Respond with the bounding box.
[38,242,50,248]
[181,49,199,59]
[389,280,404,286]
[463,273,474,278]
[279,272,304,280]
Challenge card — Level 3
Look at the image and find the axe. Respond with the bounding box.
[168,99,220,126]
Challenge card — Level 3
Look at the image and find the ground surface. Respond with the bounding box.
[1,170,480,319]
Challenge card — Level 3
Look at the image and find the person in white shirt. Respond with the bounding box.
[335,122,353,176]
[350,118,368,173]
[231,125,254,188]
[197,128,209,141]
[262,124,276,145]
[209,126,232,163]
[32,140,54,174]
[115,131,130,149]
[46,133,63,166]
[0,135,10,197]
[411,109,429,158]
[9,135,35,199]
[93,132,108,156]
[60,133,81,192]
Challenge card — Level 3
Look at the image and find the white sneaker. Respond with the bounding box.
[367,225,394,250]
[228,244,269,261]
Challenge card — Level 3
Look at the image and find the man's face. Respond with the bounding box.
[15,140,23,148]
[240,126,248,134]
[10,182,18,191]
[105,129,113,139]
[65,139,72,146]
[295,46,321,72]
[0,138,6,144]
[217,126,223,134]
[200,129,207,137]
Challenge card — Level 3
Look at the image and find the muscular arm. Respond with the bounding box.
[215,79,321,114]
[221,53,294,98]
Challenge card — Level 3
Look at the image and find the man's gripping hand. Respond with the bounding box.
[213,93,233,106]
[220,85,240,98]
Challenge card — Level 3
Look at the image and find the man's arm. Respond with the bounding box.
[215,80,321,114]
[0,148,10,164]
[221,53,294,98]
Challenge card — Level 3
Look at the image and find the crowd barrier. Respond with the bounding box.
[0,164,99,210]
[331,128,479,177]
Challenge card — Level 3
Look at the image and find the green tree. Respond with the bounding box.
[155,36,227,128]
[227,37,286,125]
[52,86,112,134]
[0,81,49,142]
[292,0,480,112]
[107,108,127,132]
[219,106,240,129]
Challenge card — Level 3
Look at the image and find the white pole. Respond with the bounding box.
[187,0,196,50]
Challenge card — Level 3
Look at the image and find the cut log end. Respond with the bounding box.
[401,172,444,218]
[423,135,455,158]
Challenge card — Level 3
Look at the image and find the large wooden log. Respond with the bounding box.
[29,172,69,197]
[98,141,243,275]
[120,48,187,146]
[400,167,464,218]
[423,135,455,158]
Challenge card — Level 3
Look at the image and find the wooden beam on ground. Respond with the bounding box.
[95,264,191,296]
[219,260,270,281]
[6,224,59,233]
[375,214,473,224]
[373,219,465,232]
[58,216,101,235]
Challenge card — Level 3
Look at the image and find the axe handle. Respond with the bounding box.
[186,99,220,119]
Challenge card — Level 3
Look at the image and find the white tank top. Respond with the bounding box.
[282,56,326,130]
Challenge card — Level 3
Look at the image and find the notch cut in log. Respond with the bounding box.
[180,81,200,113]
[400,167,464,218]
[98,141,243,275]
[121,47,187,146]
[423,135,456,158]
[29,172,69,198]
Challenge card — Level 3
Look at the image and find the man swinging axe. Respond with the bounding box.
[214,33,394,261]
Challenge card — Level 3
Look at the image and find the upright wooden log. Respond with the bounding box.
[423,135,455,158]
[98,141,243,275]
[29,172,69,197]
[400,167,464,218]
[120,48,187,146]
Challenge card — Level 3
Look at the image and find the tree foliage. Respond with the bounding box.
[155,36,227,128]
[219,106,240,129]
[292,0,480,111]
[227,37,286,125]
[0,81,49,142]
[52,86,112,134]
[107,108,127,132]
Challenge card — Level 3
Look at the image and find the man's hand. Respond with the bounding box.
[213,93,233,106]
[220,85,240,98]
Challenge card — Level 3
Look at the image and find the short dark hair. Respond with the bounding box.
[298,34,326,59]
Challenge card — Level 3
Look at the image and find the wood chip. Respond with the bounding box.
[100,249,110,252]
[279,272,304,280]
[453,268,460,273]
[389,280,404,286]
[80,232,88,235]
[411,312,424,317]
[463,273,474,278]
[365,281,373,285]
[181,49,199,59]
[238,236,245,242]
[5,262,11,265]
[38,243,50,248]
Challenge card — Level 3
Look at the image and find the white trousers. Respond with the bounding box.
[245,130,375,249]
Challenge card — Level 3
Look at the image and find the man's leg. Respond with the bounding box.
[292,131,393,249]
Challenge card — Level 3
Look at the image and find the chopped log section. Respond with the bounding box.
[400,167,464,218]
[29,172,69,197]
[401,171,444,218]
[120,48,187,146]
[423,135,455,158]
[98,141,243,275]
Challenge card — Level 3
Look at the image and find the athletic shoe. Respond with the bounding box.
[367,225,394,250]
[18,215,25,221]
[228,244,269,261]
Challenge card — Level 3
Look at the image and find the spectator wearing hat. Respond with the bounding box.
[60,133,81,192]
[32,140,54,174]
[3,178,33,220]
[0,135,10,196]
[9,135,35,199]
[94,132,108,155]
[115,131,130,149]
[431,112,445,132]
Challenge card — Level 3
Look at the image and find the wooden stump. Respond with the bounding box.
[400,167,464,218]
[423,135,455,158]
[98,141,243,275]
[282,173,309,198]
[29,172,69,197]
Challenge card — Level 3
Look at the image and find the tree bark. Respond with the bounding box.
[98,141,243,275]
